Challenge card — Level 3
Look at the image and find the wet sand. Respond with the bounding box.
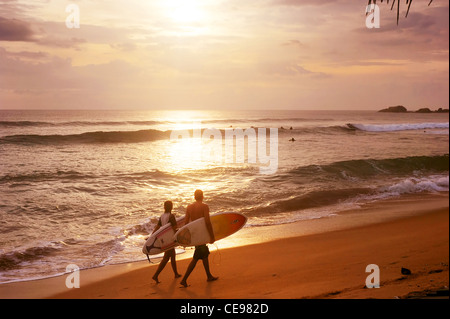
[1,194,448,299]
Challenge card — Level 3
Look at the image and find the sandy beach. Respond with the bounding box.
[1,0,448,308]
[0,193,447,300]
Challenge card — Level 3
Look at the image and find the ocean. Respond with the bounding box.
[0,109,448,284]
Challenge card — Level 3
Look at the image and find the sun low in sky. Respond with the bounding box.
[164,0,207,24]
[0,0,448,110]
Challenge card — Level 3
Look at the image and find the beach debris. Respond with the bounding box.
[428,269,443,274]
[401,267,412,275]
[366,0,434,25]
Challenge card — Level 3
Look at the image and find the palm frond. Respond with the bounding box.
[367,0,433,25]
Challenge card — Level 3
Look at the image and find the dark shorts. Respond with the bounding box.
[193,245,210,260]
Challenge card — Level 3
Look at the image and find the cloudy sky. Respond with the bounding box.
[0,0,448,110]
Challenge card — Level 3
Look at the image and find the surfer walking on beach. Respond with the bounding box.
[151,200,182,284]
[180,190,218,288]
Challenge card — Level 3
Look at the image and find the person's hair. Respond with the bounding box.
[194,189,203,201]
[164,200,173,213]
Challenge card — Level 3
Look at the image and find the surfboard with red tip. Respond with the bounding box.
[174,212,247,247]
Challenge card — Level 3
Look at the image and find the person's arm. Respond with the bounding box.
[169,214,178,232]
[184,206,191,226]
[151,218,162,235]
[204,205,215,244]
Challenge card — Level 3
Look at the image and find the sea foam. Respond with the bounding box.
[348,122,449,132]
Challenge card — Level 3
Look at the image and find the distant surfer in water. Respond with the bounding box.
[151,200,182,284]
[180,190,218,287]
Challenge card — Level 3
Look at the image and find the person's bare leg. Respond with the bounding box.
[180,258,198,287]
[152,254,170,284]
[202,258,218,282]
[169,250,181,278]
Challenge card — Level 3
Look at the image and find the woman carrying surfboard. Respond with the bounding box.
[179,190,218,288]
[151,200,182,284]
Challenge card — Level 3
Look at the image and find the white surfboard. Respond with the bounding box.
[142,216,185,256]
[174,212,247,247]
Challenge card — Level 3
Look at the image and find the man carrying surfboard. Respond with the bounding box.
[180,190,218,287]
[151,200,182,284]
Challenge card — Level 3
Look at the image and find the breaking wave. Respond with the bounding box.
[287,155,449,179]
[0,129,171,145]
[347,122,449,132]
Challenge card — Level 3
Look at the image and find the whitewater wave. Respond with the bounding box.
[351,175,449,204]
[245,155,449,222]
[0,241,66,271]
[287,155,449,180]
[347,122,449,132]
[247,173,449,221]
[245,187,372,217]
[382,175,449,195]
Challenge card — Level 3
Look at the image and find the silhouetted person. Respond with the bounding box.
[151,201,182,283]
[180,190,218,287]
